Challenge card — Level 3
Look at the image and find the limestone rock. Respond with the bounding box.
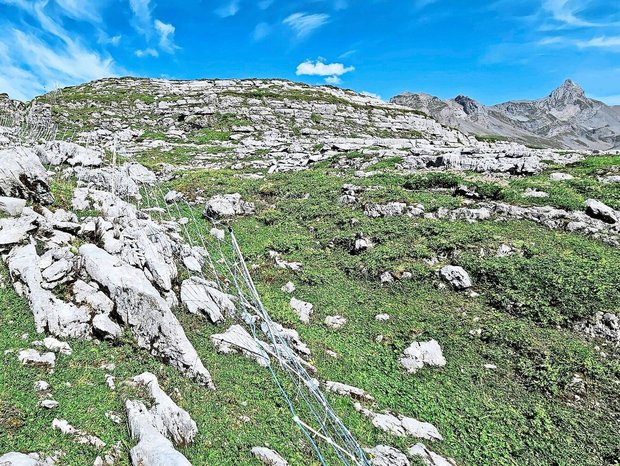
[211,325,270,367]
[132,372,198,446]
[36,141,102,167]
[577,311,619,343]
[355,403,443,441]
[180,277,235,324]
[290,297,313,323]
[365,445,410,466]
[0,453,49,466]
[125,400,192,466]
[0,196,26,216]
[439,266,472,290]
[400,340,446,373]
[325,381,374,401]
[585,199,617,224]
[8,244,91,338]
[79,244,214,388]
[251,447,289,466]
[18,349,55,369]
[203,193,255,218]
[409,444,458,466]
[52,418,105,448]
[325,315,347,329]
[0,147,52,203]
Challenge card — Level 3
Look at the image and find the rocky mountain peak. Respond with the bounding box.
[454,95,485,116]
[547,79,586,106]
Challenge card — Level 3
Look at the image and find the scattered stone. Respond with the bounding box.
[325,381,374,401]
[36,141,102,167]
[203,193,255,217]
[105,375,116,390]
[34,380,50,391]
[251,447,289,466]
[18,349,55,369]
[40,399,59,409]
[290,297,313,323]
[132,372,198,446]
[42,337,72,355]
[52,418,105,448]
[280,281,295,293]
[0,452,53,466]
[577,311,619,344]
[585,199,617,224]
[0,196,26,216]
[400,340,446,373]
[375,313,390,321]
[125,400,192,466]
[409,444,458,466]
[105,411,122,424]
[439,265,472,290]
[484,364,497,370]
[549,172,574,181]
[210,227,225,240]
[522,188,549,198]
[355,403,443,441]
[269,250,302,271]
[380,272,394,284]
[211,325,270,367]
[364,445,410,466]
[325,315,347,329]
[353,235,374,253]
[164,190,183,203]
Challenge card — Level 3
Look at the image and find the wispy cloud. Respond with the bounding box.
[576,36,620,48]
[296,58,354,84]
[283,12,329,38]
[135,48,158,57]
[128,0,177,55]
[54,0,103,23]
[252,22,271,41]
[215,0,239,18]
[542,0,606,28]
[128,0,153,37]
[414,0,439,10]
[154,19,177,52]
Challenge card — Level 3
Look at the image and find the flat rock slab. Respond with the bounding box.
[409,443,458,466]
[365,445,410,466]
[251,447,289,466]
[400,339,446,373]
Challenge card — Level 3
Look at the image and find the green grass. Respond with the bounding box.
[2,155,620,465]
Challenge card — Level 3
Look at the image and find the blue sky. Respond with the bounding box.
[0,0,619,104]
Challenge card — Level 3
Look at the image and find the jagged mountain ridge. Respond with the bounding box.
[390,80,620,151]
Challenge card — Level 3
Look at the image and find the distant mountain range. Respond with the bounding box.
[391,80,620,151]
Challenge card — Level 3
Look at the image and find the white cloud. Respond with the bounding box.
[283,12,329,38]
[128,0,177,55]
[154,19,177,52]
[258,0,273,9]
[54,0,102,23]
[215,0,239,18]
[252,22,271,41]
[576,36,620,48]
[0,27,117,100]
[296,59,355,85]
[135,48,159,57]
[128,0,153,36]
[542,0,599,28]
[296,59,355,77]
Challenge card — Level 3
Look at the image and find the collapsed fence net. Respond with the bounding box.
[0,97,372,464]
[116,142,373,465]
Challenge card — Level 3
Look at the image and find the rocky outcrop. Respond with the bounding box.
[80,244,214,388]
[439,266,472,290]
[0,147,52,203]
